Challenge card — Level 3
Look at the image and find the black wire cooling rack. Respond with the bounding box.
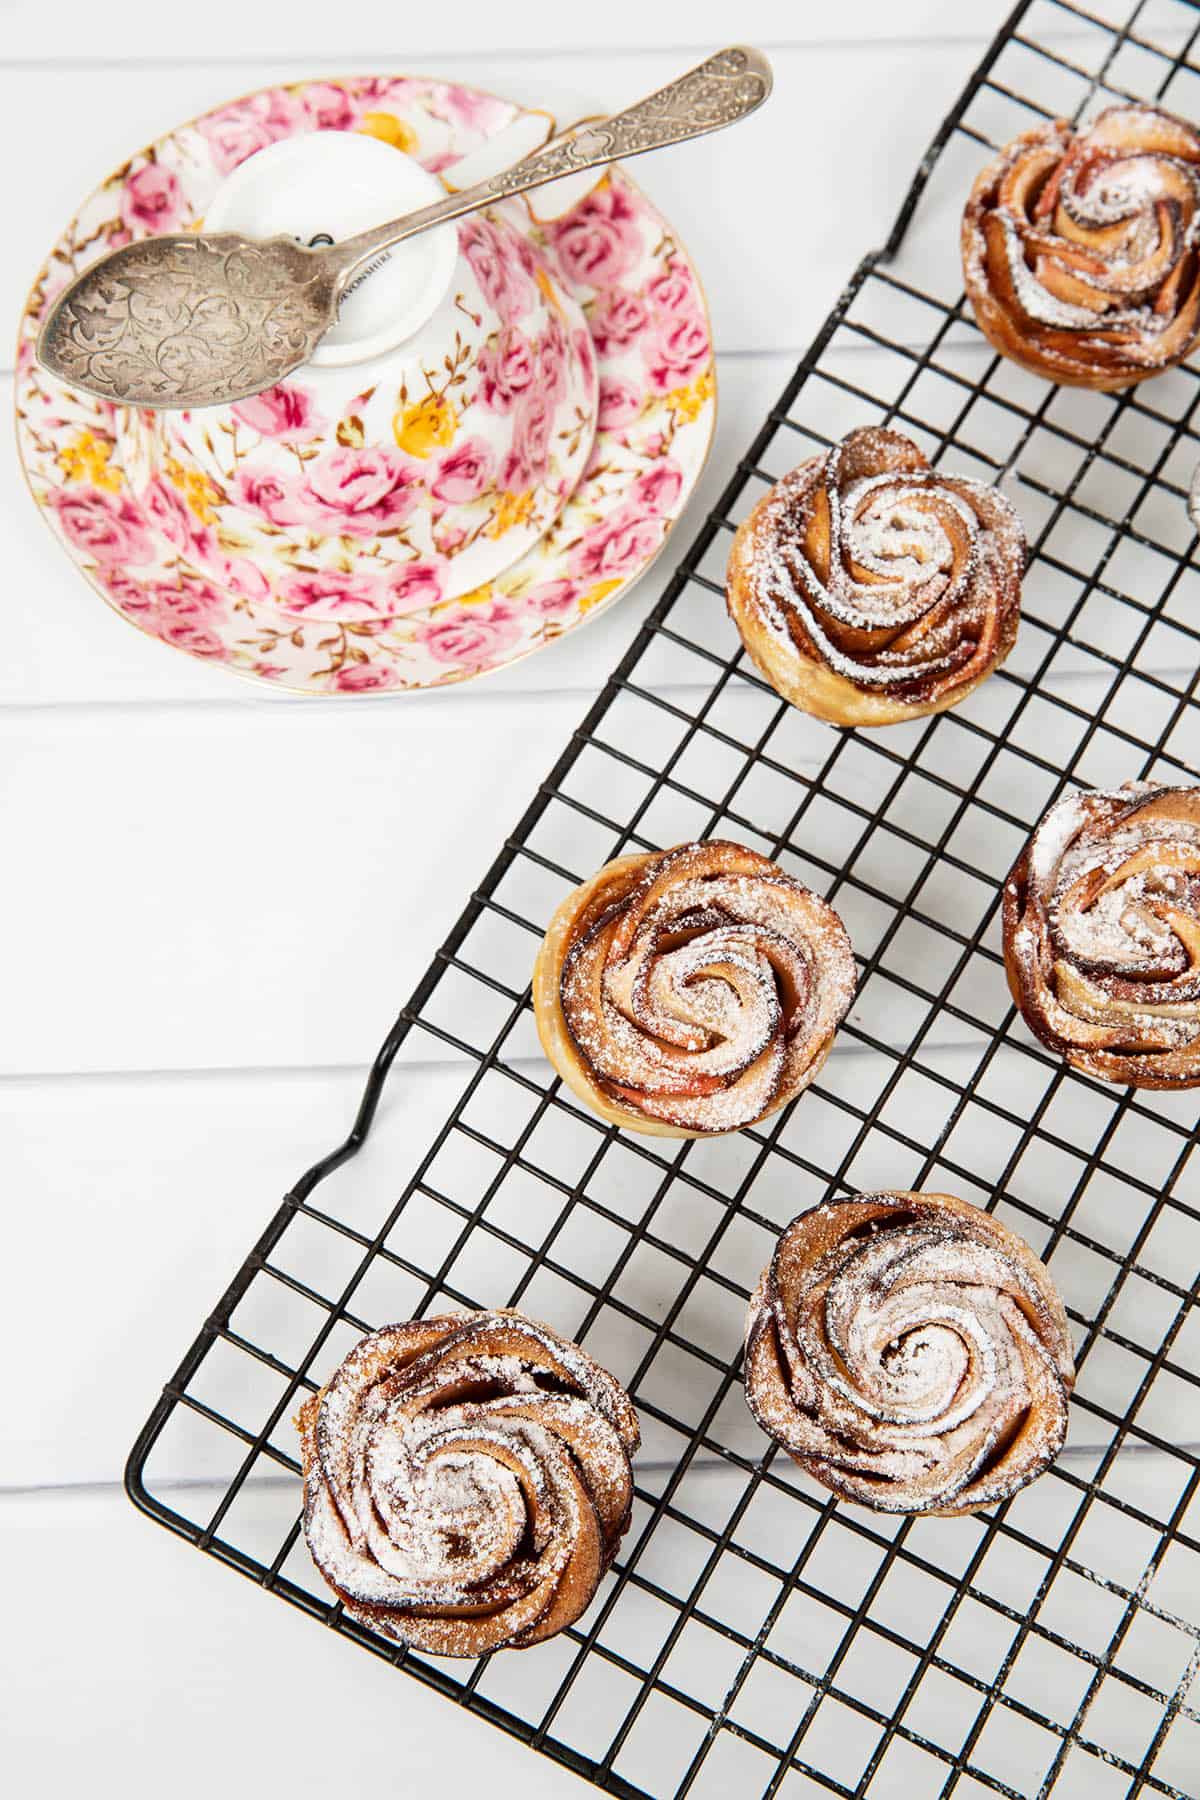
[128,3,1200,1795]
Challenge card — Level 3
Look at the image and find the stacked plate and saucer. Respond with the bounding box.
[16,74,717,695]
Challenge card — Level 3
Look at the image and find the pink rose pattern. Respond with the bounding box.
[571,325,596,388]
[220,554,272,602]
[140,475,199,552]
[230,464,303,530]
[22,82,712,692]
[459,217,536,324]
[196,76,513,170]
[416,597,522,670]
[632,461,684,517]
[643,311,711,395]
[552,182,643,288]
[475,327,536,413]
[569,505,667,582]
[589,289,649,354]
[525,579,581,617]
[99,566,230,661]
[597,377,642,433]
[429,438,495,506]
[51,486,156,566]
[538,317,571,407]
[646,265,695,316]
[589,252,708,403]
[332,661,399,692]
[274,561,449,623]
[196,87,299,177]
[429,84,512,136]
[120,161,184,236]
[231,383,327,443]
[500,389,555,494]
[302,448,420,536]
[582,253,708,457]
[379,560,446,616]
[300,82,358,131]
[277,570,386,621]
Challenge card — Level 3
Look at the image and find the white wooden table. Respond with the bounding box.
[3,3,1056,1793]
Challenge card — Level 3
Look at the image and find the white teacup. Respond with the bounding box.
[119,130,599,622]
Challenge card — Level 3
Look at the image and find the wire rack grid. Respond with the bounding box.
[128,3,1200,1796]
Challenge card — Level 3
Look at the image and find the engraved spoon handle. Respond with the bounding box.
[328,45,772,288]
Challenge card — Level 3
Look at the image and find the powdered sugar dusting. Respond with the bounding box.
[736,428,1024,703]
[299,1311,638,1655]
[744,1192,1074,1515]
[557,843,856,1133]
[998,212,1110,330]
[1005,782,1200,1084]
[963,105,1200,380]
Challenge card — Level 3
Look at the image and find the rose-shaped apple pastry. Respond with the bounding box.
[533,840,856,1137]
[962,104,1200,389]
[726,427,1025,726]
[744,1192,1075,1516]
[1004,782,1200,1088]
[298,1310,639,1655]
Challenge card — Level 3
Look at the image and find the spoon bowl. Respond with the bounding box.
[40,231,338,406]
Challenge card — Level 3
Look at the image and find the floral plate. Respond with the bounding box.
[16,76,717,695]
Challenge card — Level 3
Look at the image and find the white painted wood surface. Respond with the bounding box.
[14,3,1176,1795]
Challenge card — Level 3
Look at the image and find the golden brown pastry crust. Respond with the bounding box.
[744,1191,1075,1517]
[725,427,1024,727]
[962,105,1200,390]
[533,840,856,1138]
[1003,781,1200,1089]
[298,1309,639,1655]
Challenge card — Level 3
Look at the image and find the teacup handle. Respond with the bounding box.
[329,45,772,290]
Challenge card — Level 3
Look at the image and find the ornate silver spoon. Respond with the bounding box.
[36,46,771,410]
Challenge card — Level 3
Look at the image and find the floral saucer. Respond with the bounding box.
[16,76,717,694]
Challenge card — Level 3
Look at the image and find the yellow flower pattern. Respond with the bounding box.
[535,265,564,316]
[487,489,536,538]
[359,113,419,154]
[579,578,623,615]
[393,394,457,458]
[668,365,715,426]
[164,455,221,523]
[56,431,120,492]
